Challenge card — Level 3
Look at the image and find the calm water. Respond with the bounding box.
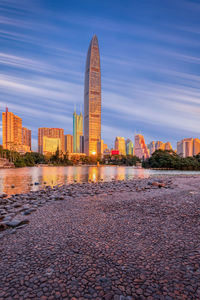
[1,166,200,195]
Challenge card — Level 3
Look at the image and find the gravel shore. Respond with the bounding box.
[0,176,200,299]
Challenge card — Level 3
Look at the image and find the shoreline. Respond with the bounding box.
[1,176,200,299]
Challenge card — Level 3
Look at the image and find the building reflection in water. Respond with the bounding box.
[0,166,153,196]
[1,168,31,195]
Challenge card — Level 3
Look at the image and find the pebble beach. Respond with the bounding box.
[0,176,200,299]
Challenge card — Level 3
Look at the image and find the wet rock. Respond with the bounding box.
[6,218,29,228]
[0,193,8,199]
[0,222,7,231]
[151,182,166,188]
[22,208,36,215]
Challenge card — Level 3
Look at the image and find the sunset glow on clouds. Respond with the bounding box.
[1,0,200,150]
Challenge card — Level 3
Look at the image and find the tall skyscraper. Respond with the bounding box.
[115,137,126,155]
[134,134,149,160]
[73,111,83,153]
[38,128,64,154]
[22,127,31,151]
[84,35,101,156]
[126,139,134,155]
[2,108,22,151]
[64,134,73,153]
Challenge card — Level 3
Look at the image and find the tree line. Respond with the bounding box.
[1,146,200,170]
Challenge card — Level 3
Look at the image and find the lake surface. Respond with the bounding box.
[1,165,200,195]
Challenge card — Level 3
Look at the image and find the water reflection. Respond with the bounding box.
[0,166,200,196]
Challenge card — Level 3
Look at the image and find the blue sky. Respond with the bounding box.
[1,0,200,151]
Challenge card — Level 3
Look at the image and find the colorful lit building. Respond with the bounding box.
[38,128,64,155]
[193,138,200,156]
[115,137,126,155]
[22,127,31,151]
[73,111,83,153]
[126,139,134,155]
[2,108,22,151]
[155,141,165,151]
[147,141,155,156]
[164,142,172,151]
[97,139,104,156]
[64,134,73,153]
[177,138,200,157]
[84,35,101,156]
[103,143,108,152]
[43,136,61,156]
[148,140,172,156]
[134,134,149,160]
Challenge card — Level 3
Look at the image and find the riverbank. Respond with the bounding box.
[1,176,200,299]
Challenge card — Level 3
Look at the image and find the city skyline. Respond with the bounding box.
[1,0,200,151]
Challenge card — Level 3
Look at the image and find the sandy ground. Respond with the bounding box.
[0,176,200,299]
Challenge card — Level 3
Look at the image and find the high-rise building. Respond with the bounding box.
[22,127,31,151]
[73,111,83,153]
[115,137,126,155]
[84,35,101,156]
[193,138,200,156]
[177,138,193,157]
[126,139,134,155]
[38,128,64,154]
[2,108,22,151]
[103,143,108,152]
[177,138,200,157]
[155,141,165,151]
[165,142,172,151]
[43,137,61,156]
[97,139,104,155]
[80,136,84,153]
[134,134,149,160]
[147,141,155,156]
[64,134,73,153]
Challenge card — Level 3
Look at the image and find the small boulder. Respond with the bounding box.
[6,218,29,228]
[0,222,7,231]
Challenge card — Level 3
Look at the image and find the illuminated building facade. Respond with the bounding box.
[177,138,200,157]
[97,139,104,155]
[84,35,101,156]
[42,136,61,156]
[115,137,126,155]
[103,143,108,152]
[165,142,172,151]
[38,128,64,154]
[64,134,73,153]
[22,127,31,151]
[126,139,134,155]
[155,141,165,151]
[134,134,149,160]
[2,108,22,151]
[73,111,83,153]
[148,140,172,156]
[148,141,155,156]
[193,138,200,156]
